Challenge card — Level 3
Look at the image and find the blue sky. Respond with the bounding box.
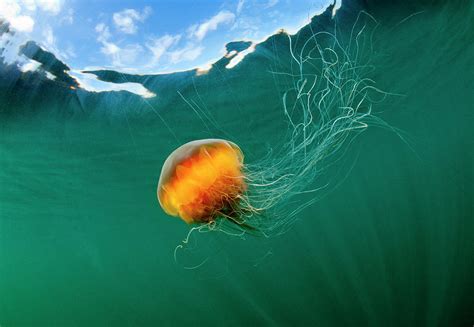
[1,0,336,74]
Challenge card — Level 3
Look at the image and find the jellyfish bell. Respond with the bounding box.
[157,139,246,225]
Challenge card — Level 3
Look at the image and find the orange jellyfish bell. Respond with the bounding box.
[157,139,246,224]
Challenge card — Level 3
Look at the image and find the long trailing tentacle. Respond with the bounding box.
[175,11,391,248]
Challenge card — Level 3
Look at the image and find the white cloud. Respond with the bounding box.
[36,0,63,15]
[14,0,63,15]
[95,21,144,67]
[64,44,76,58]
[0,0,35,32]
[169,43,204,64]
[95,23,119,66]
[190,10,235,41]
[101,41,119,56]
[95,23,111,42]
[100,41,120,66]
[95,6,218,69]
[146,34,181,64]
[59,8,74,25]
[0,0,65,34]
[9,15,35,32]
[117,44,144,64]
[20,0,37,11]
[0,0,21,18]
[264,0,279,9]
[113,7,151,34]
[100,41,143,67]
[236,0,245,15]
[43,25,55,46]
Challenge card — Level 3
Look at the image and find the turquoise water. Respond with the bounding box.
[1,0,473,326]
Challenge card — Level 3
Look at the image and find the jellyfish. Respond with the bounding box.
[157,139,250,227]
[157,11,390,239]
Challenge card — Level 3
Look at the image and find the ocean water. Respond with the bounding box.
[0,0,473,326]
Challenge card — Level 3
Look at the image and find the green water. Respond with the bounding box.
[1,0,473,326]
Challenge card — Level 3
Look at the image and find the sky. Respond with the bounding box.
[0,0,337,74]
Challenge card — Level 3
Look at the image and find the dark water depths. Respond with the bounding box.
[0,0,473,325]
